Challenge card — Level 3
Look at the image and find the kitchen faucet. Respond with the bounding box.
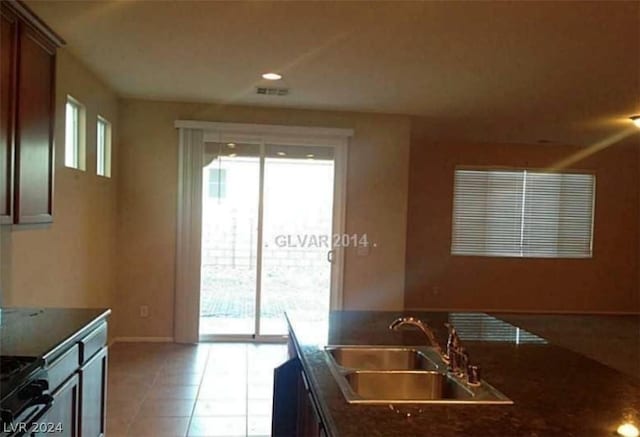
[389,316,449,364]
[444,322,481,386]
[389,316,481,386]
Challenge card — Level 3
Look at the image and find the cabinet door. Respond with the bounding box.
[79,346,108,437]
[15,22,55,224]
[297,373,324,437]
[0,8,16,224]
[272,357,301,436]
[32,373,79,437]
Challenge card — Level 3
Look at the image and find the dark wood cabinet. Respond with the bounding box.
[272,357,301,437]
[0,8,17,224]
[41,322,108,437]
[297,371,326,437]
[32,373,79,437]
[272,334,328,437]
[0,0,63,224]
[79,347,107,437]
[14,21,56,224]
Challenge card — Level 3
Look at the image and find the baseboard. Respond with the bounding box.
[110,336,175,345]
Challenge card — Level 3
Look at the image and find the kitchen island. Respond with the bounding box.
[0,308,110,436]
[275,311,640,437]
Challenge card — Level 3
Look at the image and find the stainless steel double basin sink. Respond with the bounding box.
[325,346,513,405]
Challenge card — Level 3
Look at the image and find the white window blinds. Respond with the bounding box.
[452,169,595,258]
[447,313,546,344]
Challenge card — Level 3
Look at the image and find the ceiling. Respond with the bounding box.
[27,1,640,146]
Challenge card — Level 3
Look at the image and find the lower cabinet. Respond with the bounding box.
[272,358,300,437]
[297,372,326,437]
[31,374,79,437]
[40,322,108,437]
[79,347,107,437]
[272,338,328,437]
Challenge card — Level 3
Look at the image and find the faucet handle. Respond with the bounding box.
[459,348,470,369]
[467,365,481,386]
[444,323,460,346]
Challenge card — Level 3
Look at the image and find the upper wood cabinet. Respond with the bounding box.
[0,9,17,224]
[0,1,63,224]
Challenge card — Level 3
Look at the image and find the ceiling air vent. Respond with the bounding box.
[256,86,289,96]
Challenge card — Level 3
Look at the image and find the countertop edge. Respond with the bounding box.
[42,308,111,363]
[285,313,339,437]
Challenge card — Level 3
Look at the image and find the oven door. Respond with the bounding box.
[27,374,79,437]
[1,395,53,437]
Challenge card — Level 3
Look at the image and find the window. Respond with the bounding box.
[452,168,595,258]
[64,96,86,170]
[96,116,112,177]
[448,313,546,344]
[208,168,227,199]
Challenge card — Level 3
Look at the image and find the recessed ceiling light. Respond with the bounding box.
[306,154,315,159]
[630,115,640,128]
[262,72,282,81]
[227,143,236,148]
[228,153,237,158]
[277,152,287,156]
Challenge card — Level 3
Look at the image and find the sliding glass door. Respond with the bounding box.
[199,142,338,339]
[260,145,335,335]
[199,143,260,336]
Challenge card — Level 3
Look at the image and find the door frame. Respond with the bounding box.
[175,120,353,343]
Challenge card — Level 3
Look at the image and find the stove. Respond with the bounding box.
[0,356,42,401]
[0,357,38,384]
[0,357,50,436]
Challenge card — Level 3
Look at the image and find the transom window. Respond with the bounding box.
[451,168,595,258]
[96,116,112,177]
[64,95,86,170]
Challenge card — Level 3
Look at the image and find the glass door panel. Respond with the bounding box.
[200,142,260,336]
[259,145,335,335]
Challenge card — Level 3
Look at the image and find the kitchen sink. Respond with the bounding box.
[337,369,512,404]
[325,346,440,371]
[324,345,513,404]
[344,370,473,402]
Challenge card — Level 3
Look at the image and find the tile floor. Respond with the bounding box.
[106,342,288,436]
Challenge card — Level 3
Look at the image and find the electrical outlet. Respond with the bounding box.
[139,305,149,318]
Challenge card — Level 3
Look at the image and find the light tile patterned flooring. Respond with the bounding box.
[106,342,288,436]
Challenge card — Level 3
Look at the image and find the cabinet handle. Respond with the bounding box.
[29,394,54,408]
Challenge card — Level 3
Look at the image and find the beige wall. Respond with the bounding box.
[114,99,411,338]
[405,137,640,313]
[0,49,118,309]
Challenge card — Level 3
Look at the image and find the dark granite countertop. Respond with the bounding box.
[287,311,640,437]
[0,307,110,399]
[494,313,640,379]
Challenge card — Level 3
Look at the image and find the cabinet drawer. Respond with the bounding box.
[48,344,79,391]
[80,322,107,364]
